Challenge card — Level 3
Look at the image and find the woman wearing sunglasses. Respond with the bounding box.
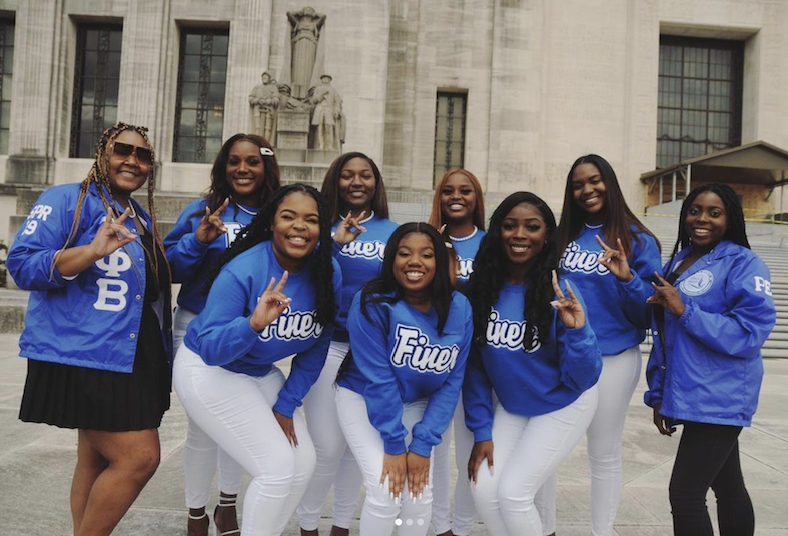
[8,122,171,536]
[164,133,281,536]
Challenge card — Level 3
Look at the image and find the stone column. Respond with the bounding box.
[224,0,273,139]
[117,0,169,149]
[6,0,61,184]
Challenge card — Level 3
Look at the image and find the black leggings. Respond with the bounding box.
[669,421,754,536]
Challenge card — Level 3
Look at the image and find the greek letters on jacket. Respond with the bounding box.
[8,183,170,373]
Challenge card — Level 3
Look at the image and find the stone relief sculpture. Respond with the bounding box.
[310,74,344,151]
[287,6,326,99]
[248,72,280,142]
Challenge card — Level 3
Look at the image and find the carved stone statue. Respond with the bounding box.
[278,84,312,112]
[287,6,326,99]
[310,74,344,151]
[248,72,279,141]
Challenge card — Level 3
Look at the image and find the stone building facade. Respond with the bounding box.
[1,0,788,245]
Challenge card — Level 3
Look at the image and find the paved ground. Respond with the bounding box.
[1,332,787,536]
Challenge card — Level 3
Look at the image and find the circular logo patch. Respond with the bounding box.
[680,269,714,296]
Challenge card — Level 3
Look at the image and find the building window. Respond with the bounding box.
[657,36,743,169]
[433,92,467,186]
[0,18,14,154]
[70,24,122,158]
[173,28,228,163]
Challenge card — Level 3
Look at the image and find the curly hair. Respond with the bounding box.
[556,154,660,257]
[320,152,390,222]
[56,121,169,291]
[198,133,281,218]
[428,168,486,231]
[665,182,750,270]
[463,192,559,351]
[206,183,337,327]
[360,222,454,334]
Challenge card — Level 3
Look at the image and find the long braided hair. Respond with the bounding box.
[463,192,559,351]
[206,184,337,327]
[56,122,169,291]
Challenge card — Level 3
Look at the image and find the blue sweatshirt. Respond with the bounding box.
[452,228,486,283]
[559,224,661,355]
[164,198,258,314]
[338,291,473,457]
[183,240,342,417]
[332,215,399,339]
[463,281,602,443]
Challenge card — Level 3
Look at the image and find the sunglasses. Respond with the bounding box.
[112,141,153,164]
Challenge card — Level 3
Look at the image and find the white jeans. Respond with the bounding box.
[471,387,598,536]
[431,398,478,536]
[173,307,244,508]
[336,387,435,536]
[536,346,642,536]
[174,345,316,536]
[298,341,362,530]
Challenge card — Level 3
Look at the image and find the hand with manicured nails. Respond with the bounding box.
[550,270,586,329]
[195,198,230,243]
[333,210,367,245]
[91,208,138,257]
[595,235,633,282]
[249,272,291,332]
[468,440,494,484]
[381,452,407,501]
[647,272,685,317]
[407,451,430,500]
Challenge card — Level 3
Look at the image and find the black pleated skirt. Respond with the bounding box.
[19,233,171,431]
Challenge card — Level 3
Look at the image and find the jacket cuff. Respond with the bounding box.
[473,428,492,443]
[383,438,407,456]
[272,397,295,418]
[678,298,696,327]
[408,438,433,458]
[183,232,211,254]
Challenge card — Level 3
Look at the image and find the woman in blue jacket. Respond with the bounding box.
[544,154,662,536]
[8,122,171,536]
[173,184,340,536]
[645,183,775,536]
[298,152,398,536]
[164,133,280,536]
[427,168,486,536]
[463,192,602,536]
[336,222,473,536]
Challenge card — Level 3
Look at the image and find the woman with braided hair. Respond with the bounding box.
[174,184,341,536]
[8,122,171,536]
